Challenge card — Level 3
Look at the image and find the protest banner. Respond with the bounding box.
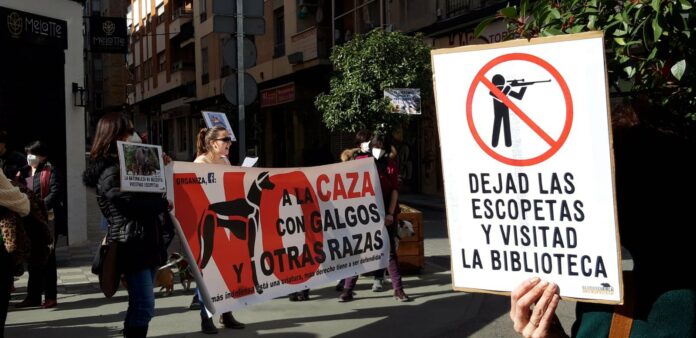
[166,158,389,312]
[431,31,622,303]
[116,141,166,193]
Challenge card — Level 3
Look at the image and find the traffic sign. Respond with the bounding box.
[213,16,265,35]
[223,73,258,106]
[466,53,573,166]
[212,0,263,17]
[222,38,257,69]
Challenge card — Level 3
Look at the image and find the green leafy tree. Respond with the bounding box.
[315,29,432,134]
[477,0,695,131]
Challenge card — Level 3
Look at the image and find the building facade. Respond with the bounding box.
[84,0,131,140]
[127,0,197,160]
[0,0,87,244]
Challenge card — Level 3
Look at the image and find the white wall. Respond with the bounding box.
[3,0,87,245]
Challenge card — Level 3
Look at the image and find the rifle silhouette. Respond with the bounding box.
[507,79,551,87]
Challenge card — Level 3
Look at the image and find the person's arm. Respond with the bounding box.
[510,277,568,338]
[0,170,29,216]
[43,165,62,210]
[385,160,400,226]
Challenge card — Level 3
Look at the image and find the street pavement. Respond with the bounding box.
[5,191,576,337]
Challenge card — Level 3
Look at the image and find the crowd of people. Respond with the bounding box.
[3,106,695,338]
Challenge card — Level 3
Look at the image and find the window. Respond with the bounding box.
[157,4,166,24]
[158,52,166,72]
[201,47,209,84]
[92,0,101,15]
[220,36,230,77]
[144,58,152,78]
[274,8,285,57]
[134,65,141,81]
[199,0,207,22]
[93,58,103,81]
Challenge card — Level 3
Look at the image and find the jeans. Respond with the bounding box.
[196,287,208,317]
[124,268,156,329]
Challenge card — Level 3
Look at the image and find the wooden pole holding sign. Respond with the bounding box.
[432,31,623,304]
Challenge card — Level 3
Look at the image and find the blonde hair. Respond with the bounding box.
[196,126,228,156]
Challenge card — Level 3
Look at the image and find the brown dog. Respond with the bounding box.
[154,267,175,296]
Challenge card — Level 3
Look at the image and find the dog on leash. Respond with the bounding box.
[169,252,195,291]
[395,219,415,250]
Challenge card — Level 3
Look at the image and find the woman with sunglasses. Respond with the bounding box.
[192,126,245,334]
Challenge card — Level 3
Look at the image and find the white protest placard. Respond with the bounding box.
[432,31,622,303]
[117,141,166,193]
[202,111,237,141]
[384,88,421,115]
[166,158,389,313]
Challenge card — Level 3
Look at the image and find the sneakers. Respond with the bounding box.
[372,278,384,292]
[219,312,245,329]
[289,289,310,301]
[335,279,344,292]
[338,289,355,302]
[14,298,41,308]
[394,289,411,302]
[201,316,218,334]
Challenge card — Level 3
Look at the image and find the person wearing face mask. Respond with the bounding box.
[190,126,245,334]
[83,112,174,338]
[340,133,411,302]
[13,140,65,309]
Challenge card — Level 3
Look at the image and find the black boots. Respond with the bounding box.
[219,312,246,329]
[201,314,219,334]
[123,326,148,338]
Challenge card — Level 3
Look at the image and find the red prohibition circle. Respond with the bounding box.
[466,53,573,166]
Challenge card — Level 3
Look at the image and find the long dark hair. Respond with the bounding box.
[90,112,132,159]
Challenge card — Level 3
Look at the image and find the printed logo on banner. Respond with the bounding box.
[466,53,574,166]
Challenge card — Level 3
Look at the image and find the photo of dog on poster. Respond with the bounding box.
[117,141,166,193]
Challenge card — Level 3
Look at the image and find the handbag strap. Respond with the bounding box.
[609,271,635,338]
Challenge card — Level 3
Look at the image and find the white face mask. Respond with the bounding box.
[127,132,142,143]
[27,154,40,166]
[360,141,371,153]
[372,148,385,160]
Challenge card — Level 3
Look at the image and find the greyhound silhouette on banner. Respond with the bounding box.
[197,171,275,294]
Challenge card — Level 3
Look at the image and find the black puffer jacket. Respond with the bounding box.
[83,155,172,272]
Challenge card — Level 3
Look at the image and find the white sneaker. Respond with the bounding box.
[372,278,384,292]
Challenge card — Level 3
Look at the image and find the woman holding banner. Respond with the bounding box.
[339,133,411,302]
[83,112,174,338]
[191,126,245,334]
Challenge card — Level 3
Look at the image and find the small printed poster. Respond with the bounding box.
[202,111,236,141]
[117,141,166,193]
[384,88,421,115]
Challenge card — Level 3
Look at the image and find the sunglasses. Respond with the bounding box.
[216,137,233,143]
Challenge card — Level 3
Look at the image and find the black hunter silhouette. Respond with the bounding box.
[197,171,275,295]
[489,74,550,147]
